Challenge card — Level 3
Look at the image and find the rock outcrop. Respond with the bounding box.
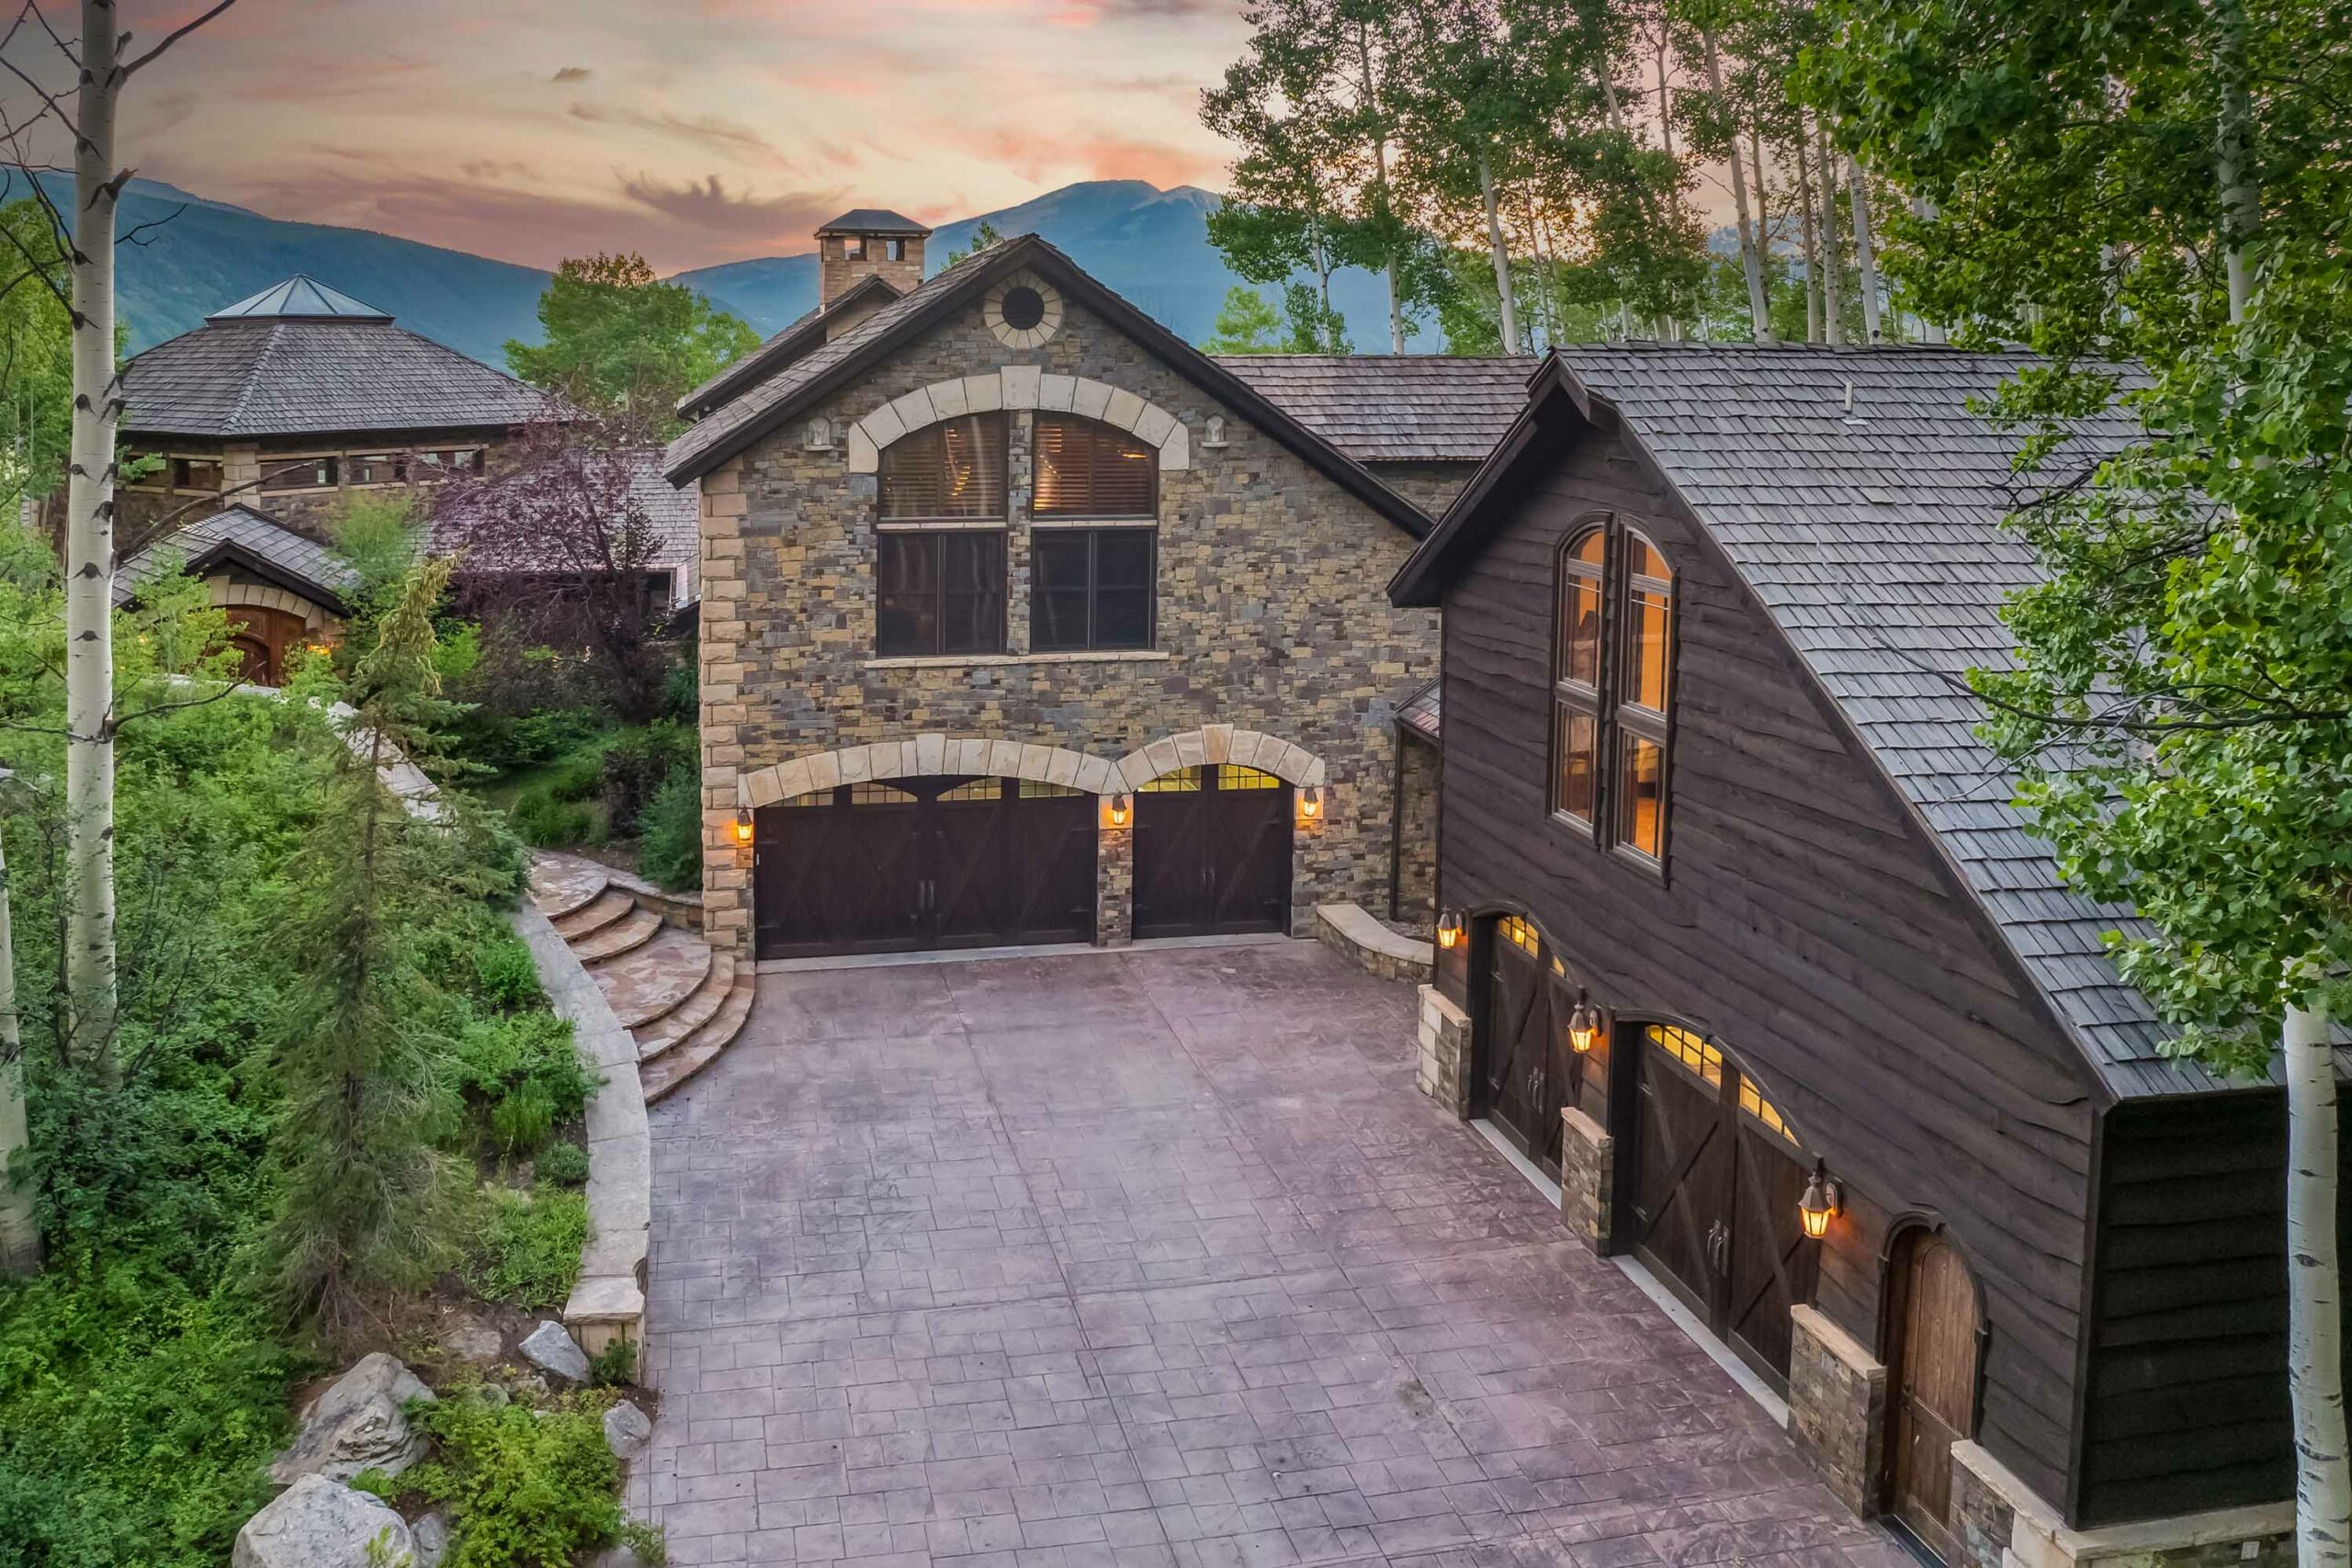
[232,1476,413,1568]
[269,1352,435,1484]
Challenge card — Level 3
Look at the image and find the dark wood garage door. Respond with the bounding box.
[1131,764,1292,939]
[1478,915,1578,1180]
[1628,1024,1819,1393]
[753,777,1096,959]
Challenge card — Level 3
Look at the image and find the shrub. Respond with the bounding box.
[462,1185,587,1310]
[544,751,605,804]
[636,770,703,892]
[598,724,695,836]
[470,934,542,1011]
[510,785,598,850]
[536,1141,591,1186]
[402,1390,630,1568]
[586,1338,638,1388]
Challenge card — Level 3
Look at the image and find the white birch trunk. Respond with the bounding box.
[1478,149,1520,355]
[2288,1000,2351,1565]
[1847,155,1883,342]
[1795,138,1821,343]
[0,804,34,1277]
[2213,0,2257,321]
[1815,121,1845,345]
[62,0,120,1057]
[1703,30,1772,341]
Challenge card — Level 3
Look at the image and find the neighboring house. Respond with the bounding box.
[113,503,356,684]
[113,274,697,662]
[662,209,1515,962]
[1389,344,2326,1568]
[118,275,553,544]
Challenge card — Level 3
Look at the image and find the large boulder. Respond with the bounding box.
[270,1352,435,1484]
[520,1319,591,1383]
[232,1476,413,1568]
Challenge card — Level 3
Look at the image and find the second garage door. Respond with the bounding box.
[1131,764,1293,938]
[753,776,1096,959]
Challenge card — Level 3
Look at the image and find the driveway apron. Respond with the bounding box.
[634,942,1908,1568]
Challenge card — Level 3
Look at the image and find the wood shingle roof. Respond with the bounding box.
[123,284,556,440]
[1213,355,1531,463]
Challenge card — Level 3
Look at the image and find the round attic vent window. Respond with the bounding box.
[999,285,1046,332]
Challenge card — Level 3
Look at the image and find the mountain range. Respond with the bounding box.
[69,174,1431,365]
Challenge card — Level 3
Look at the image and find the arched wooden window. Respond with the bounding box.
[1031,414,1159,651]
[876,412,1009,657]
[1549,518,1675,863]
[1551,528,1607,825]
[1614,531,1673,860]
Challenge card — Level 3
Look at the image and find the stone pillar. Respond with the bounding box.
[1787,1304,1887,1517]
[1416,985,1470,1117]
[1558,1107,1614,1252]
[1095,805,1132,946]
[698,460,753,955]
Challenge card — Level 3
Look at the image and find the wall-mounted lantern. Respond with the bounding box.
[1566,989,1601,1055]
[1104,792,1133,829]
[730,808,755,847]
[1799,1160,1844,1240]
[1296,784,1325,824]
[1435,909,1464,951]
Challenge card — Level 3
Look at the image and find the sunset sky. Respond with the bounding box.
[73,0,1255,272]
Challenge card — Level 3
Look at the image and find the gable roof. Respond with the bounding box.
[675,273,902,421]
[1213,355,1531,464]
[1394,342,2267,1100]
[662,234,1433,537]
[208,275,393,321]
[114,503,357,612]
[123,301,557,441]
[816,209,932,236]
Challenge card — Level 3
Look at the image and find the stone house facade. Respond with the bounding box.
[664,224,1511,962]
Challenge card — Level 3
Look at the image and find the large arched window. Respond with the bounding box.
[876,413,1008,657]
[1031,413,1158,652]
[1550,517,1675,863]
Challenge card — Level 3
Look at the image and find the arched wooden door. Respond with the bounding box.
[1886,1230,1981,1563]
[221,604,311,686]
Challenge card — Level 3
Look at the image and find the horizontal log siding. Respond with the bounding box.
[2081,1092,2351,1523]
[1437,427,2100,1510]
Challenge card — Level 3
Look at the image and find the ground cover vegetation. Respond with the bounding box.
[0,513,639,1565]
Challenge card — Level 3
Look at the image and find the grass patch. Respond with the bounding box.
[462,1185,588,1310]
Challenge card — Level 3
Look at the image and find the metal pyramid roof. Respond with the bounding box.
[207,275,393,322]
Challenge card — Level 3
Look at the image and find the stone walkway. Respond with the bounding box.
[634,942,1909,1568]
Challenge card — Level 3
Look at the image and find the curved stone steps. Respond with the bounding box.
[529,858,611,922]
[574,906,662,964]
[641,972,755,1105]
[637,951,738,1061]
[597,929,716,1030]
[553,888,636,943]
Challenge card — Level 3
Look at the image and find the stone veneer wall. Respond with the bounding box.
[1364,460,1478,521]
[1395,738,1440,922]
[1950,1441,2293,1568]
[1416,985,1471,1118]
[1557,1107,1613,1251]
[694,291,1442,956]
[1787,1304,1886,1517]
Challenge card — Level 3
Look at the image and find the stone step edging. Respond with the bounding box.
[514,899,650,1359]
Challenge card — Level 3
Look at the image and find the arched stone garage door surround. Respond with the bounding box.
[734,727,1330,953]
[734,725,1329,809]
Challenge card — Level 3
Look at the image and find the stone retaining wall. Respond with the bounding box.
[1314,902,1433,985]
[514,900,650,1359]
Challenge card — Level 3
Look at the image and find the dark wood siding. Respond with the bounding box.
[1435,420,2103,1513]
[2081,1093,2351,1524]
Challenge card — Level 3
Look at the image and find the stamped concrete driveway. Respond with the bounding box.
[633,941,1908,1568]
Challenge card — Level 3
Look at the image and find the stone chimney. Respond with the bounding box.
[816,209,931,308]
